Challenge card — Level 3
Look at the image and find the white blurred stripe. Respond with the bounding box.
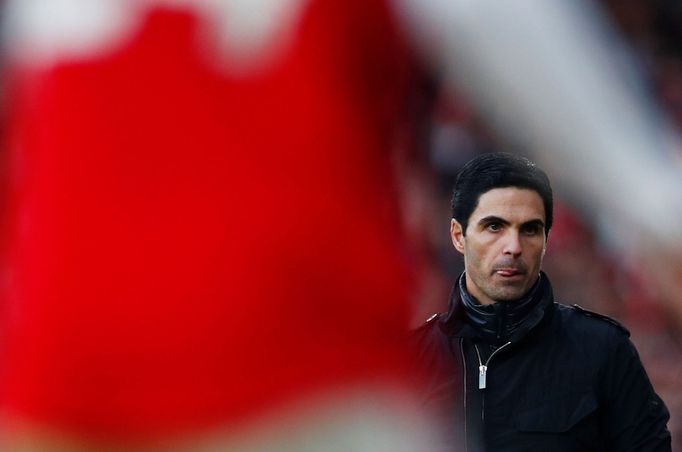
[1,387,448,451]
[179,0,308,69]
[3,0,309,72]
[4,0,141,66]
[181,388,445,452]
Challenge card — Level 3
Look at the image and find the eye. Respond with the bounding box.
[521,223,543,235]
[486,222,502,232]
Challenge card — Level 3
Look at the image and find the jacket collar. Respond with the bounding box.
[439,271,555,344]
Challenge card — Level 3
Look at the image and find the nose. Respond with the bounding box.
[503,231,522,257]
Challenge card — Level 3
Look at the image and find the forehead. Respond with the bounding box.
[471,187,545,223]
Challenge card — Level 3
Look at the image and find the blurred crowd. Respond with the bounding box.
[401,0,682,448]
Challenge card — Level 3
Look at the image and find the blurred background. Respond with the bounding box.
[0,0,680,449]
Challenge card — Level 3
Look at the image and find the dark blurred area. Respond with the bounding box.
[399,0,682,447]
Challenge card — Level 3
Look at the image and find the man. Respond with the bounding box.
[415,153,671,451]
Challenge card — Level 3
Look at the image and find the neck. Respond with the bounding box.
[459,273,544,344]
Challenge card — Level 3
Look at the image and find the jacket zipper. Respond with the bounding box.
[473,341,511,424]
[474,341,511,389]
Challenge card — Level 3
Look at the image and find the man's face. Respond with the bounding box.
[451,187,547,305]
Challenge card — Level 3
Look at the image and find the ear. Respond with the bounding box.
[542,231,549,257]
[450,219,465,254]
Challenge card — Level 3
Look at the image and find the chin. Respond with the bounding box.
[492,288,527,302]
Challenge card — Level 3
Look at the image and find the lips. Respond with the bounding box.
[493,267,526,277]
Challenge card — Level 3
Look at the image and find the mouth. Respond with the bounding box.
[494,268,526,278]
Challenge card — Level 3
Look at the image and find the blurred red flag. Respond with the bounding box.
[0,0,420,441]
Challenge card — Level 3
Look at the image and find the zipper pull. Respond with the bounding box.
[479,365,487,389]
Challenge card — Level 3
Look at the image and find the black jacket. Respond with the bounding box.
[414,272,671,452]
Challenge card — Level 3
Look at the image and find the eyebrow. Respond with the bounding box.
[477,216,545,229]
[523,219,546,229]
[477,215,509,227]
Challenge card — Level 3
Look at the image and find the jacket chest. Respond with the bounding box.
[458,337,603,451]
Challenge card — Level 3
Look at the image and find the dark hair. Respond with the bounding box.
[451,153,553,236]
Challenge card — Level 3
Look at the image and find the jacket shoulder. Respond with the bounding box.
[410,312,461,385]
[414,312,441,329]
[411,312,444,341]
[565,303,630,337]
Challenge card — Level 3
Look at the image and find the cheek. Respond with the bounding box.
[465,241,489,270]
[531,243,546,266]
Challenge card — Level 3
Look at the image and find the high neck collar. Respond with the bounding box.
[452,272,550,345]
